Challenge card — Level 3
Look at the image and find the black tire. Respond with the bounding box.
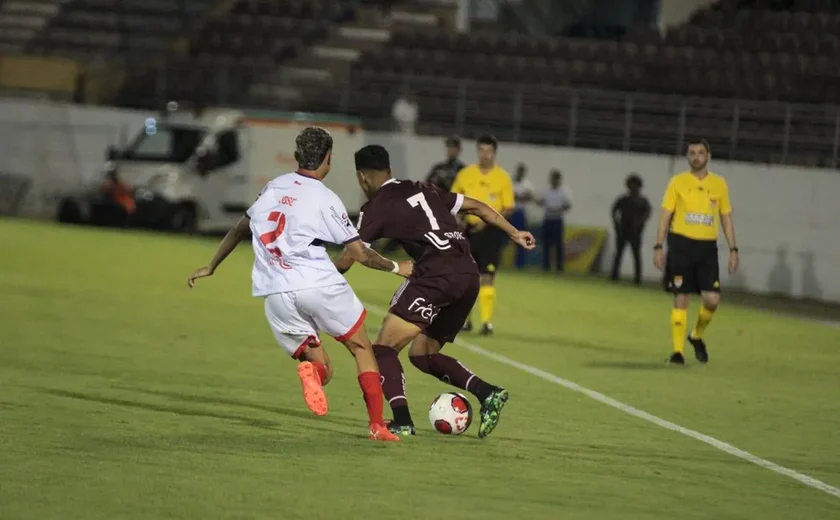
[170,204,197,234]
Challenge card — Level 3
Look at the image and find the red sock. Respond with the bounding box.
[358,371,384,425]
[311,361,327,384]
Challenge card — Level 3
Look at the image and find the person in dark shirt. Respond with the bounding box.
[610,173,651,285]
[333,144,535,438]
[425,135,465,192]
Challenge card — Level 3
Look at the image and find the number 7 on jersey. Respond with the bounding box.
[406,193,440,230]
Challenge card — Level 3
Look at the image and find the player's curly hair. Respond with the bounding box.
[295,127,333,170]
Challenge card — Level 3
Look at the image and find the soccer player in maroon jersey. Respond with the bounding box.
[333,145,535,438]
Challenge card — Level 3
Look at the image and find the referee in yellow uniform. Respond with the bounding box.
[451,134,515,335]
[654,138,739,364]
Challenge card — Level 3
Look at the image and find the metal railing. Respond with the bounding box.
[87,61,840,169]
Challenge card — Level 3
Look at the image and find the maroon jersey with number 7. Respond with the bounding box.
[356,179,478,279]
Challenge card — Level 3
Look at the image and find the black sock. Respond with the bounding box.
[392,404,413,426]
[469,379,498,402]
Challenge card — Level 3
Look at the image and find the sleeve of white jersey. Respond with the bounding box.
[246,184,270,219]
[321,191,361,246]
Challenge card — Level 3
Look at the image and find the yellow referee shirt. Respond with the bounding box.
[450,164,514,226]
[662,171,732,241]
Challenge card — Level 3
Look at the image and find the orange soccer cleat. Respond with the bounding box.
[368,422,401,442]
[297,361,328,416]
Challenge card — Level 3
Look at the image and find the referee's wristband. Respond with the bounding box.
[730,247,739,253]
[653,243,663,250]
[390,261,399,273]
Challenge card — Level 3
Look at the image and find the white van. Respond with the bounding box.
[103,107,366,233]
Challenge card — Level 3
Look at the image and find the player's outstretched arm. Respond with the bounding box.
[341,240,412,277]
[187,216,250,287]
[458,196,536,250]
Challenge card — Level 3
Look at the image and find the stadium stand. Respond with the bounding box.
[5,0,838,166]
[0,0,217,59]
[332,0,840,164]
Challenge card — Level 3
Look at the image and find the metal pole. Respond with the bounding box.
[781,104,791,165]
[728,103,739,161]
[676,100,686,156]
[455,80,466,136]
[832,108,840,169]
[568,91,578,147]
[623,95,633,152]
[512,85,523,143]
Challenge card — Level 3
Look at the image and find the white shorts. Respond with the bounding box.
[263,282,367,359]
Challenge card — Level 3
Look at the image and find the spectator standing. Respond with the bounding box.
[426,135,466,191]
[538,170,572,272]
[511,163,535,269]
[610,173,651,285]
[391,93,418,135]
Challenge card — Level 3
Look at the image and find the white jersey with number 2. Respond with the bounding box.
[247,172,360,297]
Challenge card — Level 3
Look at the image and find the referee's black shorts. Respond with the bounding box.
[467,226,504,275]
[663,233,721,294]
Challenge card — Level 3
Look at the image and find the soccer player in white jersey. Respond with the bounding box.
[187,127,411,442]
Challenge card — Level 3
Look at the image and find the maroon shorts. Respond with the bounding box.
[389,273,480,346]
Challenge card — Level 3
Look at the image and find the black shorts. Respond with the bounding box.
[664,233,720,294]
[389,273,480,346]
[467,227,503,275]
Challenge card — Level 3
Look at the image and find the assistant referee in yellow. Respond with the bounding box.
[654,138,739,364]
[451,134,515,335]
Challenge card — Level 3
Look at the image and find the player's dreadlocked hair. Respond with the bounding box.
[294,127,333,170]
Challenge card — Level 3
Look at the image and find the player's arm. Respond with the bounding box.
[653,178,678,269]
[328,199,411,277]
[720,213,737,249]
[187,215,250,287]
[655,178,678,247]
[340,239,412,277]
[718,180,739,272]
[458,196,535,249]
[332,247,355,274]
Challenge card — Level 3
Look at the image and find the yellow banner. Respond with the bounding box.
[500,225,608,273]
[0,55,78,93]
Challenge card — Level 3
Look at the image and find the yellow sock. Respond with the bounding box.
[691,306,715,339]
[479,285,496,324]
[670,308,687,354]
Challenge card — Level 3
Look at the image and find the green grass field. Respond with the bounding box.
[1,218,839,520]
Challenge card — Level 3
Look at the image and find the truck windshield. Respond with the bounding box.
[122,121,205,163]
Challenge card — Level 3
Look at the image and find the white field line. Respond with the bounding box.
[364,303,840,499]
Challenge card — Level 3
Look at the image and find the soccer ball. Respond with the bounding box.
[428,392,473,435]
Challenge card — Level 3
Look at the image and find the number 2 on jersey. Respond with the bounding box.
[259,211,292,269]
[406,193,440,230]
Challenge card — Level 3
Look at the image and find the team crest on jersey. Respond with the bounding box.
[709,199,718,208]
[673,275,683,288]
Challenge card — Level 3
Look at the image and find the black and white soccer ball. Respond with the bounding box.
[428,392,472,435]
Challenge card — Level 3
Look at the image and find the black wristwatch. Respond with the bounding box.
[653,243,663,250]
[730,246,739,253]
